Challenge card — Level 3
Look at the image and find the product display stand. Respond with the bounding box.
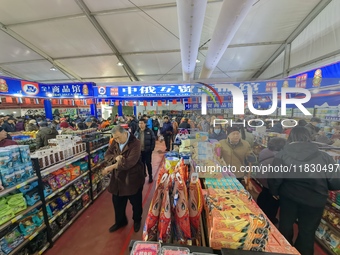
[32,157,53,249]
[129,240,214,254]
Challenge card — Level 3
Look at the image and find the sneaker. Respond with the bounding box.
[109,222,128,233]
[134,221,141,233]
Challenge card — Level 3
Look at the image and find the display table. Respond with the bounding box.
[129,240,214,254]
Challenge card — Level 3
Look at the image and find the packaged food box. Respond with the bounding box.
[18,145,30,163]
[7,146,21,165]
[0,149,12,167]
[14,164,29,183]
[0,167,16,188]
[161,246,190,255]
[7,194,27,214]
[130,241,160,255]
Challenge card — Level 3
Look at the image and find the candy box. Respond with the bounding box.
[7,146,21,165]
[43,184,53,197]
[24,162,35,178]
[56,193,70,210]
[24,188,40,206]
[0,167,16,188]
[131,241,160,255]
[48,200,59,215]
[0,226,24,254]
[161,246,190,255]
[0,150,12,167]
[14,164,29,183]
[19,181,38,194]
[74,180,85,194]
[72,161,88,172]
[19,216,36,237]
[18,145,30,163]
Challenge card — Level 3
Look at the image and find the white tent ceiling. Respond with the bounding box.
[0,0,337,85]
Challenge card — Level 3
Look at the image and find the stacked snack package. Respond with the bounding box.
[172,172,191,245]
[143,173,168,241]
[188,173,203,246]
[158,175,171,243]
[203,178,299,254]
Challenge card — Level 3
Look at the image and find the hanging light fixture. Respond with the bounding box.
[50,66,57,71]
[117,61,124,67]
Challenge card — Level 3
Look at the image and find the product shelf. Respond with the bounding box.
[8,224,46,255]
[40,152,88,176]
[34,243,50,255]
[90,144,109,154]
[93,188,106,201]
[0,176,39,198]
[52,202,90,242]
[48,188,90,224]
[45,171,89,201]
[327,199,340,211]
[91,160,106,171]
[321,218,340,235]
[0,201,43,232]
[315,236,337,255]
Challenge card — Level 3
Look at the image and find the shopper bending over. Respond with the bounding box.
[268,126,340,255]
[102,126,144,233]
[135,119,156,183]
[256,137,286,224]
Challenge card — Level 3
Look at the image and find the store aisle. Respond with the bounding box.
[45,141,166,255]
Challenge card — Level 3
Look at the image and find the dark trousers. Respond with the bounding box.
[112,187,143,225]
[257,187,279,224]
[141,151,152,179]
[164,135,171,151]
[279,196,324,255]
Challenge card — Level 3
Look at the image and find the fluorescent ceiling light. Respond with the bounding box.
[117,62,124,66]
[196,59,201,63]
[50,66,57,71]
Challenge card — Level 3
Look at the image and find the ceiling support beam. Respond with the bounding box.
[252,0,332,79]
[0,66,28,80]
[0,22,82,81]
[283,43,291,78]
[7,0,223,27]
[74,0,139,81]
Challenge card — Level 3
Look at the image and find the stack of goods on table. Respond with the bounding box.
[0,145,35,190]
[31,135,86,170]
[59,128,97,137]
[11,135,37,152]
[143,158,204,247]
[203,178,299,254]
[82,132,110,152]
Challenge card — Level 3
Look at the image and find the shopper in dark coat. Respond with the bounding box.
[128,115,139,136]
[152,116,160,139]
[15,119,25,131]
[161,116,173,151]
[135,119,156,183]
[179,118,191,129]
[304,117,321,141]
[2,117,16,133]
[270,121,283,133]
[36,122,59,149]
[209,124,227,141]
[268,126,340,255]
[256,137,286,224]
[103,126,144,233]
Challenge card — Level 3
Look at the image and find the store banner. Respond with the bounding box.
[289,61,340,89]
[39,83,94,98]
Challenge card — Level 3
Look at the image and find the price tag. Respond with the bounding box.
[11,215,22,223]
[16,182,27,189]
[29,231,38,240]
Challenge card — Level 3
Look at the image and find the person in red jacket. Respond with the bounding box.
[0,128,17,147]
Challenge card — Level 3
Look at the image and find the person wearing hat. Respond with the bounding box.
[85,117,98,129]
[26,119,39,132]
[304,117,321,141]
[36,121,59,149]
[60,121,75,134]
[2,117,16,133]
[220,126,254,181]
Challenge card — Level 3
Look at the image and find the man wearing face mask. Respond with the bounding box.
[209,124,227,141]
[304,117,321,141]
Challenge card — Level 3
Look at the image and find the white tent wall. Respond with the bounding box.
[259,0,340,80]
[289,0,340,75]
[258,52,285,80]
